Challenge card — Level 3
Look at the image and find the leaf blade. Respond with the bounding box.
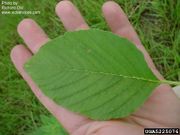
[25,29,159,120]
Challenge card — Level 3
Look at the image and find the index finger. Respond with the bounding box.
[102,1,141,46]
[102,1,163,79]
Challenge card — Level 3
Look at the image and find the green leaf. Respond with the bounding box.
[29,115,68,135]
[25,29,161,120]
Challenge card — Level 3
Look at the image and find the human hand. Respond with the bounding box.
[11,1,180,134]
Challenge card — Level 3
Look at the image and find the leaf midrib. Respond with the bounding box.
[53,67,160,84]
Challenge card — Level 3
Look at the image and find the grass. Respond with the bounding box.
[0,0,179,134]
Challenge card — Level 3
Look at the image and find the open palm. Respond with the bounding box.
[11,1,180,135]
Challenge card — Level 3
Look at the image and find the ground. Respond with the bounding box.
[0,0,179,134]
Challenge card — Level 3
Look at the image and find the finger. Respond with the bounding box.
[10,45,90,133]
[17,19,50,54]
[102,1,163,79]
[102,1,141,46]
[56,0,89,31]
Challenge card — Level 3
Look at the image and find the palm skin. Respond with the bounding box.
[11,1,180,135]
